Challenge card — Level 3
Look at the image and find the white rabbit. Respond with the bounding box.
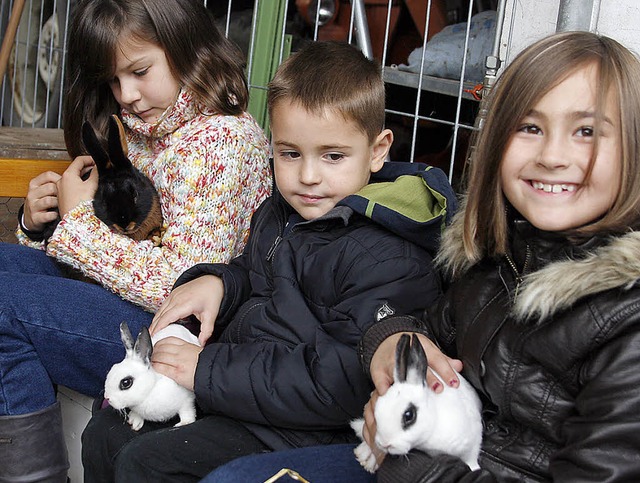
[103,321,201,431]
[351,333,483,473]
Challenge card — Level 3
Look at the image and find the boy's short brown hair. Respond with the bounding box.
[267,41,386,143]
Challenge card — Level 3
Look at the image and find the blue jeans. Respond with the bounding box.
[0,243,153,415]
[200,444,375,483]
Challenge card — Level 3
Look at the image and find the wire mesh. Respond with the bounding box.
[0,0,504,242]
[0,196,20,243]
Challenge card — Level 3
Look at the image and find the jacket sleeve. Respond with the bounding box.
[549,322,640,481]
[42,117,270,311]
[358,315,434,378]
[194,242,442,429]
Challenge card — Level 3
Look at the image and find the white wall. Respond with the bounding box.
[499,0,640,67]
[598,1,640,56]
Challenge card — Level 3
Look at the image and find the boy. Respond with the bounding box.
[82,41,457,481]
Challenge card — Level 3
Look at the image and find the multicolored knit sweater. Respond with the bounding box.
[17,89,271,311]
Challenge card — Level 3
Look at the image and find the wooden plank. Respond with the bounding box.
[0,158,70,198]
[0,127,71,197]
[0,158,71,197]
[0,127,70,160]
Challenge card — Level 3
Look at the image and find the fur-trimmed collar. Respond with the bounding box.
[513,230,640,320]
[437,212,640,322]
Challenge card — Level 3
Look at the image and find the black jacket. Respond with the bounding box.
[362,217,640,482]
[174,162,457,450]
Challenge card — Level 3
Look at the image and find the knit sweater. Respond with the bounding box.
[17,89,271,311]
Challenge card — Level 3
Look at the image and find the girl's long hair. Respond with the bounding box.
[63,0,248,157]
[459,31,640,267]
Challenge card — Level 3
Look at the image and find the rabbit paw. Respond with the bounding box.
[127,412,145,431]
[149,229,163,247]
[354,441,379,473]
[174,416,196,428]
[147,226,166,247]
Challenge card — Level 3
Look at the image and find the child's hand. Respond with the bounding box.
[363,391,386,468]
[370,332,463,395]
[56,155,97,218]
[151,337,202,391]
[151,275,224,346]
[23,171,62,232]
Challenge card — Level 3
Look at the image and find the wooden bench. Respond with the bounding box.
[0,127,71,198]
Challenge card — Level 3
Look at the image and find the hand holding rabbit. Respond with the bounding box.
[22,170,62,232]
[151,274,224,346]
[352,333,482,473]
[152,335,202,392]
[56,155,98,218]
[104,322,201,431]
[370,332,463,395]
[41,115,163,244]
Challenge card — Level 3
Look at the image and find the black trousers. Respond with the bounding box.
[82,407,271,483]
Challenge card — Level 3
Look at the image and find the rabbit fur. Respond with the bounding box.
[42,114,163,244]
[351,333,483,473]
[104,321,200,431]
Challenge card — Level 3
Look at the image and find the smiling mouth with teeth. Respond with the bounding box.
[531,181,577,193]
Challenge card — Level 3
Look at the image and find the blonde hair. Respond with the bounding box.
[460,31,640,265]
[267,41,385,143]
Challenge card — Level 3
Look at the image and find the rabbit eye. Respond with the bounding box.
[402,403,417,429]
[119,376,133,391]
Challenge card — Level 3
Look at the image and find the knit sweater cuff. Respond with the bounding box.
[358,315,431,378]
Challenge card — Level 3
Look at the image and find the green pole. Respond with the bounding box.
[246,0,292,136]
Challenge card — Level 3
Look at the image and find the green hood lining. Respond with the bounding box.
[357,174,447,223]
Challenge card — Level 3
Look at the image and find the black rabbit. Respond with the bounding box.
[86,115,163,242]
[42,115,163,244]
[39,115,163,282]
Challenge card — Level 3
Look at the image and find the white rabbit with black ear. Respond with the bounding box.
[351,333,483,473]
[104,321,201,431]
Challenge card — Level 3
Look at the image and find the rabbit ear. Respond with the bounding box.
[406,334,428,386]
[82,121,111,174]
[119,321,136,358]
[394,334,428,386]
[133,326,153,366]
[394,333,411,383]
[107,115,132,169]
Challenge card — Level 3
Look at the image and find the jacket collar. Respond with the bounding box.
[439,209,640,321]
[272,161,457,255]
[338,161,457,254]
[513,228,640,321]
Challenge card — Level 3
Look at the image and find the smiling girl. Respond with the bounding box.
[0,0,270,480]
[356,30,640,481]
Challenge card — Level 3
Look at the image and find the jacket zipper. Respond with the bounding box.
[505,244,530,299]
[265,197,287,263]
[266,235,282,262]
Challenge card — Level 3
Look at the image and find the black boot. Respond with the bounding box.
[0,402,69,482]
